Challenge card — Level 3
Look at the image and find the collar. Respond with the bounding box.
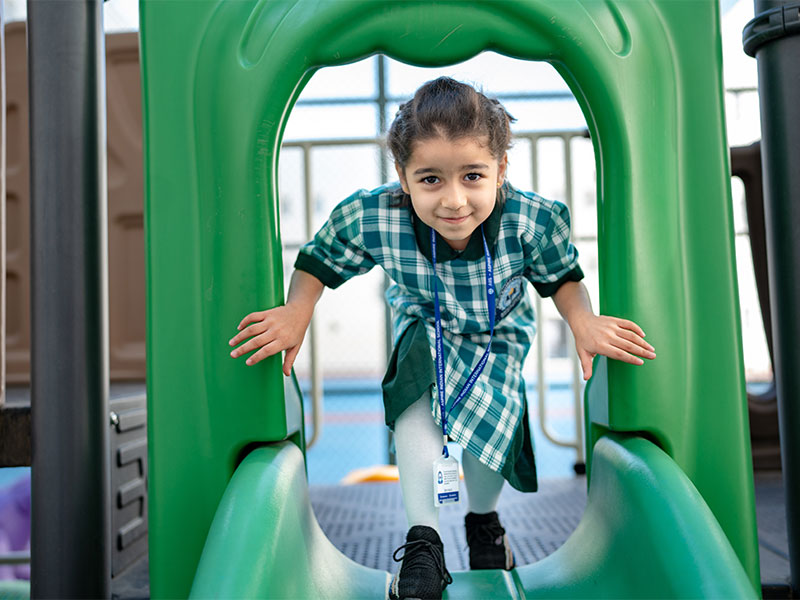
[411,188,504,263]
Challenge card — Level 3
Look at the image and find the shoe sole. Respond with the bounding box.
[388,561,446,600]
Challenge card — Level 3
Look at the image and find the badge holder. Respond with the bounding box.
[433,436,460,507]
[430,225,495,508]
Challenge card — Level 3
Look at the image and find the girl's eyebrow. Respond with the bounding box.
[413,163,489,175]
[413,167,441,175]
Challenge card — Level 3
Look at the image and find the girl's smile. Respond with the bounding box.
[438,214,470,224]
[396,136,507,251]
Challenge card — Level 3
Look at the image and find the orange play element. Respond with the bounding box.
[340,465,399,484]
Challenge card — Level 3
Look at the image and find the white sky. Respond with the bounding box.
[3,0,759,91]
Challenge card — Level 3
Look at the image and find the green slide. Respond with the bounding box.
[190,434,754,598]
[0,580,31,599]
[140,1,760,597]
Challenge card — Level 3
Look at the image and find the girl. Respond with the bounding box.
[229,77,655,600]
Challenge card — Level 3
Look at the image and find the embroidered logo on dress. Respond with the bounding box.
[496,274,525,321]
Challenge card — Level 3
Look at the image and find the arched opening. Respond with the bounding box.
[140,2,760,597]
[280,52,598,572]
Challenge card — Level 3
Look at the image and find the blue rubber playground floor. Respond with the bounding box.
[0,378,580,491]
[301,378,582,485]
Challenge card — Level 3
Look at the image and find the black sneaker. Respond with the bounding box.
[389,526,453,600]
[464,511,515,570]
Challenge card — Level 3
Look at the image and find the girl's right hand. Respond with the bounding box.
[229,303,312,375]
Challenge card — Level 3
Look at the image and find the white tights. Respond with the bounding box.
[394,392,506,532]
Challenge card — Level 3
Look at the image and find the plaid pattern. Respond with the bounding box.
[296,182,580,474]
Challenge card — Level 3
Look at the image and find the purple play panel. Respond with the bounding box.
[0,471,30,581]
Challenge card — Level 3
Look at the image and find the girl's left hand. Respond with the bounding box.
[570,314,656,380]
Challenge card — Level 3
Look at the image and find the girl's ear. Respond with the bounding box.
[497,153,508,187]
[395,162,410,194]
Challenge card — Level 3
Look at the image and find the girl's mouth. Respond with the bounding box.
[439,215,470,224]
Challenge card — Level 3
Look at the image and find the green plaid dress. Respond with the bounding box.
[295,182,583,492]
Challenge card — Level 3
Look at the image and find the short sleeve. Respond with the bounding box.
[524,200,584,297]
[294,191,376,289]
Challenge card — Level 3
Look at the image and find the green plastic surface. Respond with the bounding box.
[0,580,30,600]
[140,0,760,597]
[191,436,756,599]
[190,443,391,599]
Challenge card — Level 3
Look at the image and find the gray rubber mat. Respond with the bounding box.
[754,471,791,587]
[309,477,588,573]
[110,472,790,598]
[311,471,792,590]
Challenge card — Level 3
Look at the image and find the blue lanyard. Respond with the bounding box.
[431,224,496,457]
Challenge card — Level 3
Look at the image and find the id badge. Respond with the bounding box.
[433,455,460,506]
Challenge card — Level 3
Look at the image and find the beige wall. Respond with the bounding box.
[5,23,145,382]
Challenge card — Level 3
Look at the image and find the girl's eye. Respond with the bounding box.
[422,176,440,185]
[465,173,482,182]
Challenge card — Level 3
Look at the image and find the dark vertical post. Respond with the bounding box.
[0,0,6,409]
[28,0,111,597]
[376,53,389,182]
[744,2,800,594]
[377,54,396,464]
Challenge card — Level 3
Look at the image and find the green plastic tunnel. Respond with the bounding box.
[139,1,760,597]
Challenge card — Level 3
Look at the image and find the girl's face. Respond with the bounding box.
[396,136,507,251]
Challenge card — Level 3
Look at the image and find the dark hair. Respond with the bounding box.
[387,76,515,206]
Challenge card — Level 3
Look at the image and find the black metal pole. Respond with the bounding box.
[28,0,111,597]
[0,0,6,409]
[731,144,782,473]
[744,2,800,594]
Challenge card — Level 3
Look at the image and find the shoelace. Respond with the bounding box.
[393,539,454,585]
[466,521,506,547]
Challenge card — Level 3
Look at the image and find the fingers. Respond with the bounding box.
[230,308,306,368]
[573,315,657,376]
[576,315,657,375]
[229,308,282,352]
[599,317,655,359]
[229,321,268,349]
[578,349,594,381]
[243,339,284,366]
[616,324,655,352]
[602,339,657,366]
[236,310,267,332]
[607,348,645,366]
[587,337,655,370]
[609,335,656,361]
[230,330,278,361]
[283,346,300,377]
[614,326,656,356]
[611,317,646,339]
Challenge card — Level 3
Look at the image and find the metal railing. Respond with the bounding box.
[283,90,759,459]
[282,130,592,458]
[526,129,591,462]
[285,137,389,449]
[0,551,30,565]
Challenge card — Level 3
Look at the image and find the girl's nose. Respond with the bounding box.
[441,186,467,209]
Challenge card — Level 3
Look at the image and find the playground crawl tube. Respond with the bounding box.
[140,0,759,597]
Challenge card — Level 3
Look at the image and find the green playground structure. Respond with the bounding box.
[140,0,761,597]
